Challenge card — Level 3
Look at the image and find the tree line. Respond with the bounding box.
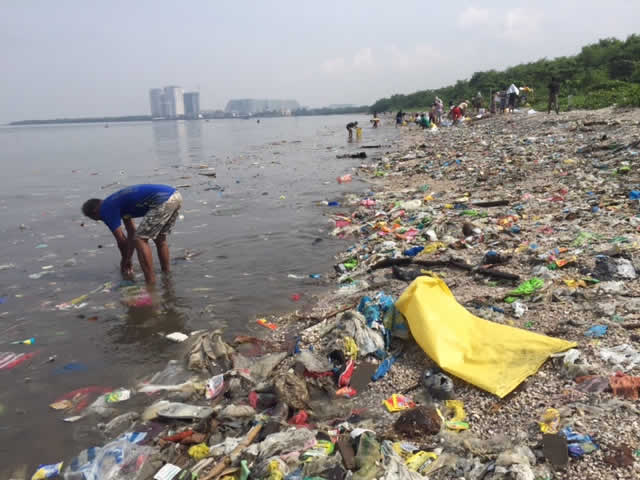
[370,35,640,113]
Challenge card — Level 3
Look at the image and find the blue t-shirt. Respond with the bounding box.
[100,184,176,232]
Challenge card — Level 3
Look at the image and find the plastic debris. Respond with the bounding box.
[442,400,470,431]
[205,374,225,399]
[166,332,189,342]
[396,276,576,398]
[599,344,640,371]
[257,318,277,330]
[538,408,560,434]
[0,351,38,370]
[585,325,608,338]
[383,394,416,412]
[504,277,544,303]
[188,443,210,460]
[153,463,182,480]
[562,427,598,457]
[31,462,63,480]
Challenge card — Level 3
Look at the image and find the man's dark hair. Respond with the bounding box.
[82,198,102,218]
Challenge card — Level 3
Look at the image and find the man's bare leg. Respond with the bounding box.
[134,237,155,284]
[155,234,170,273]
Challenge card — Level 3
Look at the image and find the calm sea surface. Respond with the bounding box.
[0,114,398,474]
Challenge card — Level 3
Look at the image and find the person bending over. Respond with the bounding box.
[346,121,358,139]
[82,184,182,285]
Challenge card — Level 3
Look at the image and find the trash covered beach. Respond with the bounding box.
[6,107,640,479]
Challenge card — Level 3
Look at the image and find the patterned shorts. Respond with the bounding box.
[137,191,182,240]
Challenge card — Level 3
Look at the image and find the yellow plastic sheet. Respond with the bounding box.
[395,277,576,398]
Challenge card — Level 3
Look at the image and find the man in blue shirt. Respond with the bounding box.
[82,184,183,284]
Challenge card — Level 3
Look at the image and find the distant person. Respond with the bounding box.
[472,92,483,113]
[451,104,463,123]
[395,111,404,127]
[547,77,560,114]
[419,113,431,129]
[458,101,469,117]
[491,92,500,114]
[257,119,260,123]
[506,84,519,112]
[499,92,507,113]
[370,117,381,128]
[429,104,437,125]
[346,121,358,139]
[81,184,183,285]
[434,97,444,125]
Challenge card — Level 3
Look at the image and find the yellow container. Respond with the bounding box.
[356,127,363,138]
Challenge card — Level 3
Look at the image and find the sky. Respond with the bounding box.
[1,0,639,122]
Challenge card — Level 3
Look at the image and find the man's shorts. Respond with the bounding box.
[137,191,182,240]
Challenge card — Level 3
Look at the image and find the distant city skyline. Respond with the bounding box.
[148,86,200,119]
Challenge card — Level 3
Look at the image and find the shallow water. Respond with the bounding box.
[0,115,397,473]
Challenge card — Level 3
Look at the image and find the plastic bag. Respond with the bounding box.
[396,277,576,398]
[380,441,424,480]
[342,311,385,357]
[297,350,332,373]
[353,433,382,480]
[599,344,640,372]
[64,433,152,480]
[256,428,317,460]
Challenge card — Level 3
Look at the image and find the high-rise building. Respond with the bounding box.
[184,92,200,119]
[149,89,165,118]
[163,86,184,118]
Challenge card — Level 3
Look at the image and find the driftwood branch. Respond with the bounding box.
[370,256,519,281]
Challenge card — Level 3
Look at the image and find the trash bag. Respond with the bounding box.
[64,433,153,480]
[250,352,288,380]
[395,277,576,397]
[342,311,385,357]
[274,372,310,410]
[352,433,382,480]
[380,441,423,480]
[297,350,332,373]
[256,428,317,460]
[148,360,190,385]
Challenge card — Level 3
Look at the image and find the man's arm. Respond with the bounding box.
[112,219,135,275]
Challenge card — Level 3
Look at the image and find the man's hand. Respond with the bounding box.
[121,257,133,278]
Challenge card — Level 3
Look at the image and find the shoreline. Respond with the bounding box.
[17,107,640,480]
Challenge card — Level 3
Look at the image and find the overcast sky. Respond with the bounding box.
[1,1,639,121]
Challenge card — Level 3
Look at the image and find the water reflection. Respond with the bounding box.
[151,120,203,166]
[107,276,188,349]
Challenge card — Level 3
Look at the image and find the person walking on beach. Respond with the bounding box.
[547,77,560,114]
[506,84,519,113]
[82,184,182,285]
[395,111,404,127]
[346,121,358,139]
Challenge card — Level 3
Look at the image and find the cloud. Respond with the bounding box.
[387,44,442,70]
[321,56,346,74]
[502,8,542,41]
[457,7,490,29]
[353,47,374,68]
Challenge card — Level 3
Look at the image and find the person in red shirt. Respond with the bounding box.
[451,105,462,122]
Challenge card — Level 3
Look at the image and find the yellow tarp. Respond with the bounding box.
[395,277,576,398]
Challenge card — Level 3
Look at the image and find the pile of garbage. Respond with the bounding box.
[24,107,640,479]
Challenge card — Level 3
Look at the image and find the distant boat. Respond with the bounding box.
[104,124,109,128]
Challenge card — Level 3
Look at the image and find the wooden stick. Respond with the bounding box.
[200,423,263,480]
[471,199,510,207]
